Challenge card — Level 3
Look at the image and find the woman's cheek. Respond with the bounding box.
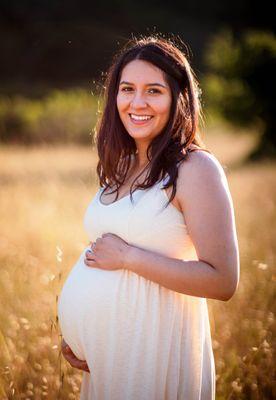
[155,95,171,111]
[117,94,130,109]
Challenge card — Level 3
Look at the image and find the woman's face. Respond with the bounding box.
[116,59,172,143]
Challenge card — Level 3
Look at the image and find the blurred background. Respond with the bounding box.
[0,1,275,399]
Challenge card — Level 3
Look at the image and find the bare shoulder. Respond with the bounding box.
[179,150,227,184]
[176,150,229,202]
[182,149,225,173]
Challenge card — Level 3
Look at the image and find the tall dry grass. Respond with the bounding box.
[0,128,275,399]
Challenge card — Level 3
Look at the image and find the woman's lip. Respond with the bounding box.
[128,114,154,125]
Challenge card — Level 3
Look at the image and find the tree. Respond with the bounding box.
[203,29,276,160]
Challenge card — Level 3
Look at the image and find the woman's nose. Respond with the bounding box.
[130,93,148,108]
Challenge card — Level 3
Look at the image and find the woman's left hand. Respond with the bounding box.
[84,233,131,270]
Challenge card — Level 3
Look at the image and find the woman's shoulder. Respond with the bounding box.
[178,146,227,187]
[175,147,230,214]
[182,145,223,168]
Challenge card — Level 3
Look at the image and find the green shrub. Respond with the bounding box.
[0,89,99,144]
[203,29,276,158]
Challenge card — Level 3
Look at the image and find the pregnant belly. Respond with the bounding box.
[57,247,126,360]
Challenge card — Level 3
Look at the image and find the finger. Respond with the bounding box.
[84,258,97,268]
[62,350,89,369]
[74,359,90,372]
[61,343,78,360]
[62,343,72,355]
[85,250,95,259]
[60,342,90,373]
[68,356,90,372]
[62,347,75,360]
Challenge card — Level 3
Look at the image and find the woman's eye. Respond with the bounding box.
[121,87,132,92]
[121,87,161,94]
[148,88,161,94]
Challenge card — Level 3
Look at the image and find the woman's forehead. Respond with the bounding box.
[121,60,166,83]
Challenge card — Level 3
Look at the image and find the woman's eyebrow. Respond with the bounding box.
[119,81,167,88]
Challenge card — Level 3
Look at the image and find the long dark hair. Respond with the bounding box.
[95,34,212,207]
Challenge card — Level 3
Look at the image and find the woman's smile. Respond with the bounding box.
[129,113,154,125]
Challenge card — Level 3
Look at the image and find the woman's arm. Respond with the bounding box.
[124,152,240,301]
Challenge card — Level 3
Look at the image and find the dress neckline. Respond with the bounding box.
[97,186,144,207]
[98,154,152,207]
[96,177,186,227]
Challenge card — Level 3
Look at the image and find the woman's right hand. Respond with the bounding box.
[61,338,90,373]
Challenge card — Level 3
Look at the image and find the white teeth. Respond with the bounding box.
[130,114,153,121]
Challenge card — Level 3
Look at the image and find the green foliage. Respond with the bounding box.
[203,29,276,158]
[0,89,99,144]
[203,74,254,125]
[204,30,243,78]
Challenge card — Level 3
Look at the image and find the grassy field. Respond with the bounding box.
[0,127,275,399]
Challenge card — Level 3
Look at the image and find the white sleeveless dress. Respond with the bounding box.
[57,174,216,400]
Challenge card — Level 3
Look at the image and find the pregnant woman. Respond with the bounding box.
[58,35,240,400]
